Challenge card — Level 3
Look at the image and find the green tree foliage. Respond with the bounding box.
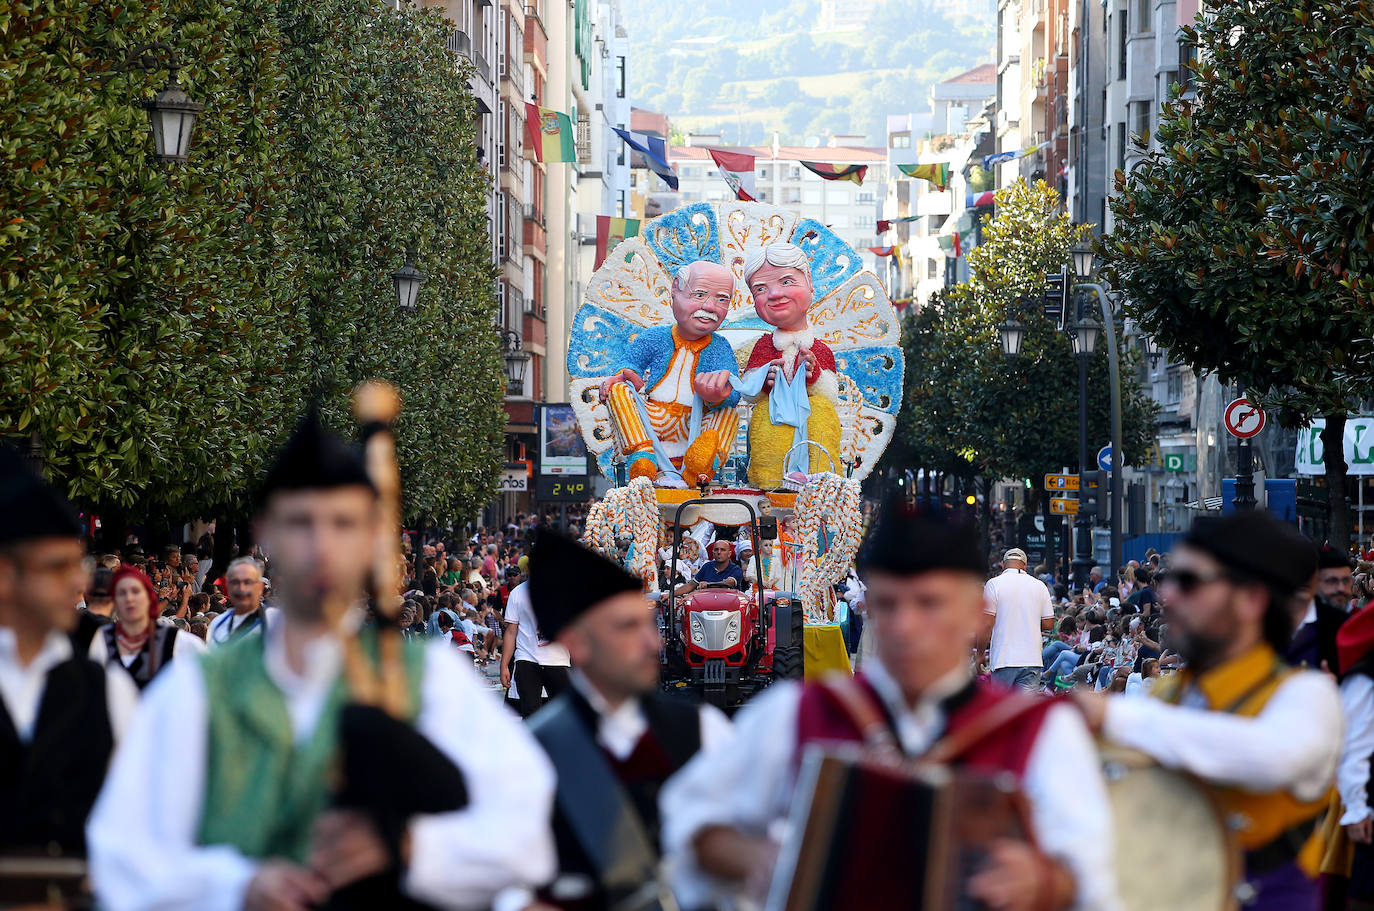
[884,180,1157,504]
[0,0,504,528]
[1100,0,1374,543]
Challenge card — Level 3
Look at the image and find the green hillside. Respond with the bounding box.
[621,0,996,146]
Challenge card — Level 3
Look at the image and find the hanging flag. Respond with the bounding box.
[895,214,921,223]
[937,233,964,258]
[868,246,895,256]
[523,103,576,163]
[892,297,915,312]
[708,149,756,201]
[981,149,1019,170]
[897,162,952,190]
[799,161,868,184]
[966,190,996,208]
[595,216,643,270]
[612,128,679,190]
[876,219,891,235]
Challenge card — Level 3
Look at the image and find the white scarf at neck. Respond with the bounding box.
[771,326,814,380]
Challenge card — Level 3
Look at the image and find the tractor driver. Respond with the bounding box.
[674,540,745,596]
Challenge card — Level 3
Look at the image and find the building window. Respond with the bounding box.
[1132,100,1150,143]
[1118,11,1129,79]
[1117,122,1127,171]
[759,166,770,179]
[857,191,876,203]
[1178,37,1196,90]
[928,259,938,278]
[1136,0,1152,32]
[616,123,625,166]
[757,189,770,202]
[616,55,626,98]
[855,214,875,228]
[892,134,912,149]
[785,188,801,204]
[789,165,801,180]
[617,189,625,218]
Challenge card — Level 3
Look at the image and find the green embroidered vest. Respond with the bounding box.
[197,628,427,862]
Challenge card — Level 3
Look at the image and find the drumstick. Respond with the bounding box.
[352,380,409,718]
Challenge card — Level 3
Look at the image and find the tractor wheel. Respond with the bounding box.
[772,603,804,681]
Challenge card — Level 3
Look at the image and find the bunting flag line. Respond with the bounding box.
[868,246,895,256]
[981,142,1050,171]
[937,232,963,258]
[708,149,757,201]
[595,216,642,270]
[966,190,996,208]
[898,162,952,190]
[524,103,576,163]
[613,128,679,190]
[799,161,868,184]
[892,297,915,312]
[876,219,891,235]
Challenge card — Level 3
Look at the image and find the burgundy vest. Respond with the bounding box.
[796,674,1056,778]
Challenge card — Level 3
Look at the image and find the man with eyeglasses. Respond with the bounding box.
[1075,511,1340,911]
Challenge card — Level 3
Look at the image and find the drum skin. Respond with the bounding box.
[1101,746,1239,911]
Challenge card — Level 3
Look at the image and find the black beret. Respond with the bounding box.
[856,497,985,578]
[255,409,374,510]
[1182,512,1316,595]
[0,444,83,545]
[529,529,643,639]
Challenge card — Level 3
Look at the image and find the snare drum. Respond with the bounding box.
[1101,746,1238,911]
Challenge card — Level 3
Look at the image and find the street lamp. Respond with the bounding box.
[1070,243,1097,279]
[393,249,425,314]
[145,73,203,164]
[116,43,204,164]
[1071,315,1101,357]
[500,328,530,396]
[998,318,1026,358]
[1138,333,1163,368]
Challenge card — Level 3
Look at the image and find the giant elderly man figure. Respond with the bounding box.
[742,243,842,489]
[599,260,740,488]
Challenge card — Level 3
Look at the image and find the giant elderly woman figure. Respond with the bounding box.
[742,243,842,489]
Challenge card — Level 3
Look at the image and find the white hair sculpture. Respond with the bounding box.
[742,242,812,286]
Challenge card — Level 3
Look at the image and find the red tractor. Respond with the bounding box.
[659,497,804,710]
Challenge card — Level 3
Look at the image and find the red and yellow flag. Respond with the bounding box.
[595,216,642,269]
[799,161,868,184]
[524,103,576,163]
[898,162,952,190]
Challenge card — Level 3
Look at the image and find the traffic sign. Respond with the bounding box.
[1224,397,1266,439]
[1050,497,1079,515]
[1097,444,1113,472]
[1045,474,1080,491]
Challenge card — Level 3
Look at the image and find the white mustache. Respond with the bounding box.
[691,309,721,323]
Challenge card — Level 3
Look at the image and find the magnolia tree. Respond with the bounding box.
[1101,0,1374,544]
[1,0,505,533]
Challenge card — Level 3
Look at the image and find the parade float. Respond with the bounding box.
[569,201,903,702]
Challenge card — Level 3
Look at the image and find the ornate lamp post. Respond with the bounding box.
[393,250,426,314]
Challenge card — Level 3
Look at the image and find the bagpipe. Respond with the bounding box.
[320,382,468,911]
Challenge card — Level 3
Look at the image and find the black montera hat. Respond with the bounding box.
[254,409,374,510]
[0,444,83,545]
[856,496,985,578]
[1318,544,1354,571]
[1182,512,1316,596]
[529,529,642,639]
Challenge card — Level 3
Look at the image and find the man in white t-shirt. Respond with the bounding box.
[981,547,1053,692]
[500,579,572,717]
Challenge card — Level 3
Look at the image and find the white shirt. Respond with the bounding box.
[1103,668,1341,802]
[493,672,733,911]
[206,606,281,648]
[0,628,139,744]
[659,657,1123,911]
[504,581,571,667]
[983,568,1053,670]
[86,623,557,911]
[1339,673,1374,825]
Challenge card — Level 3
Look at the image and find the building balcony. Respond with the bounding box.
[446,28,471,58]
[523,216,546,251]
[475,51,491,82]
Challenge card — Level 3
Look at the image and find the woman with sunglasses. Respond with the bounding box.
[96,565,206,691]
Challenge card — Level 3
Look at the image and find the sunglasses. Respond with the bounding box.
[1169,568,1226,594]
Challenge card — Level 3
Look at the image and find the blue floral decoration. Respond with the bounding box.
[567,305,643,379]
[792,219,863,301]
[835,345,903,414]
[643,203,720,280]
